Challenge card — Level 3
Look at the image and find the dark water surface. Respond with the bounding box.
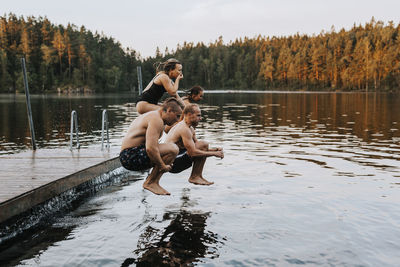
[1,92,400,266]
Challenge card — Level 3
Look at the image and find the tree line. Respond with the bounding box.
[148,18,400,91]
[1,14,399,93]
[0,13,140,93]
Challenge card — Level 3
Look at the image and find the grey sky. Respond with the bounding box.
[2,0,400,58]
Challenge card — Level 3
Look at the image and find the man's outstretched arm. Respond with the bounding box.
[181,129,223,158]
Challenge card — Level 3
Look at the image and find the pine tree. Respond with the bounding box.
[52,29,65,75]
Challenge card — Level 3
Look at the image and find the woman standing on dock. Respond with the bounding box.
[136,58,185,114]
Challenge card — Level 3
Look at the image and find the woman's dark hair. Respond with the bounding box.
[187,86,204,100]
[155,58,181,74]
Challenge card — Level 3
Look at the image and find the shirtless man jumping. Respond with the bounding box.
[165,104,224,185]
[120,98,182,195]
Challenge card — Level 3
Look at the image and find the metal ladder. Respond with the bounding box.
[69,109,110,151]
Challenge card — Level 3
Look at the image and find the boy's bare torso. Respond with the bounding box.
[121,110,163,150]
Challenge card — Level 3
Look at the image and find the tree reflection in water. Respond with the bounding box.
[122,189,223,267]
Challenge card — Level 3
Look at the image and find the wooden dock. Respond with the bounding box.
[0,148,122,224]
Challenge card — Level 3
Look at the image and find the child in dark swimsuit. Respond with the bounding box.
[136,58,185,114]
[182,86,204,106]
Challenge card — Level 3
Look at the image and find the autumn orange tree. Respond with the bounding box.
[143,18,400,91]
[0,15,399,93]
[0,13,140,93]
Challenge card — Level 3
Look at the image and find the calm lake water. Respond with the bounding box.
[1,92,400,266]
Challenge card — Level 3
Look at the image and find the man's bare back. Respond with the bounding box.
[119,99,183,195]
[121,110,163,150]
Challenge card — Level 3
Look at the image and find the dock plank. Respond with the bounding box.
[0,148,120,204]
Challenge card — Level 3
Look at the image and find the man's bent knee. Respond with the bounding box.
[136,101,158,114]
[136,101,146,114]
[159,143,179,156]
[196,140,209,151]
[167,143,179,156]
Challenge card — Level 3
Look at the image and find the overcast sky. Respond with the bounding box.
[2,0,400,58]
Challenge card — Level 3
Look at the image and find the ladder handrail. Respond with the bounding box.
[101,109,110,151]
[70,110,80,150]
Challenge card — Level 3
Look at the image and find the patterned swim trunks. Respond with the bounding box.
[119,144,153,171]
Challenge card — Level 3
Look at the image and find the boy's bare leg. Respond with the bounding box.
[188,140,214,185]
[143,165,170,195]
[136,101,160,114]
[188,157,214,185]
[143,143,178,195]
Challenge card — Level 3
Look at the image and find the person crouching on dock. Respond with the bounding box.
[165,104,224,185]
[119,98,182,195]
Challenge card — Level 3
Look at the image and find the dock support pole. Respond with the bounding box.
[70,110,80,150]
[137,66,143,95]
[21,57,36,150]
[101,109,110,151]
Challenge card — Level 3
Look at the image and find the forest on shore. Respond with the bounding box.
[0,14,399,93]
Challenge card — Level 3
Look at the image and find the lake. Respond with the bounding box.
[1,92,400,266]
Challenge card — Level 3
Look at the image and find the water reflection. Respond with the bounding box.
[0,225,74,266]
[0,93,137,153]
[123,189,222,267]
[0,171,140,266]
[195,93,400,181]
[0,92,399,266]
[204,92,400,142]
[1,92,399,154]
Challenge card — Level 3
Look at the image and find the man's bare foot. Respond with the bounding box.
[188,176,214,185]
[143,182,170,195]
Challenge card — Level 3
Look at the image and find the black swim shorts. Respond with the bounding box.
[170,149,193,173]
[119,144,153,171]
